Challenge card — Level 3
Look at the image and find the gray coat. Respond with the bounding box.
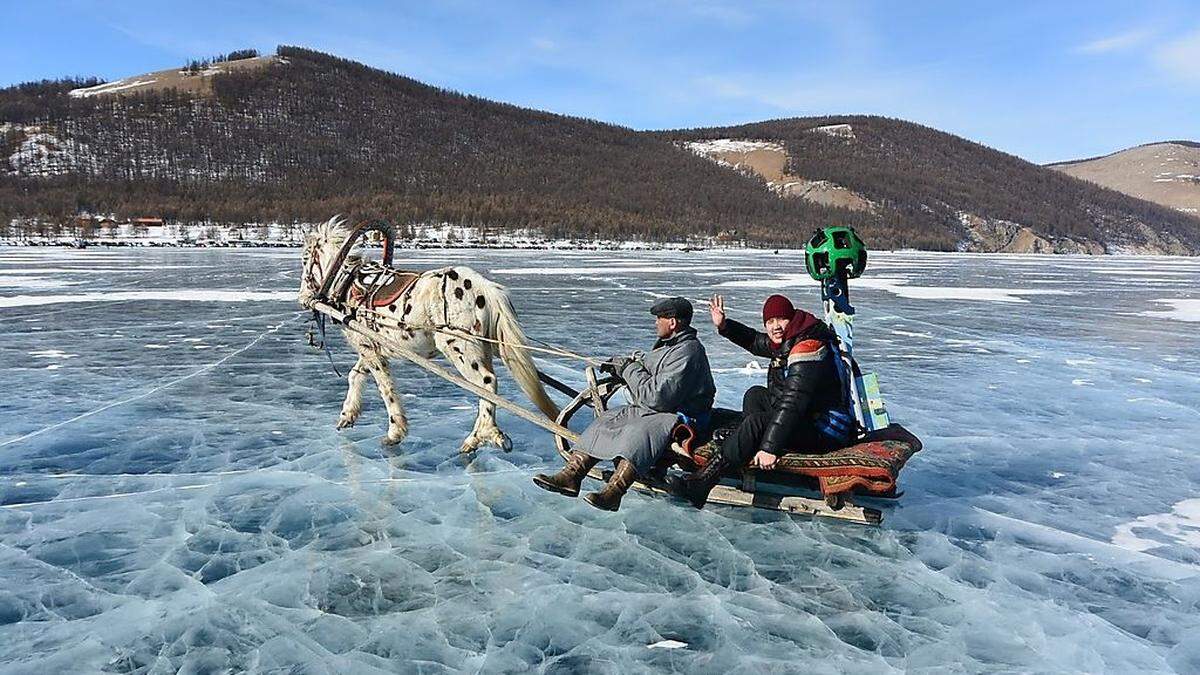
[575,327,716,474]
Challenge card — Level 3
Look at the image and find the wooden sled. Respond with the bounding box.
[553,373,921,525]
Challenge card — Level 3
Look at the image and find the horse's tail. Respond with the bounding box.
[480,281,561,420]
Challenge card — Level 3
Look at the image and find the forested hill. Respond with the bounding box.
[2,46,1197,253]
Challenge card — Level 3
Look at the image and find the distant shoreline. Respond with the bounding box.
[0,237,729,252]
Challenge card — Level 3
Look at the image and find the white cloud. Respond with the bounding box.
[1075,28,1152,54]
[1153,28,1200,83]
[654,0,754,26]
[693,71,929,115]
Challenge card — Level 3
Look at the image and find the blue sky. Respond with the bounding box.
[2,1,1198,163]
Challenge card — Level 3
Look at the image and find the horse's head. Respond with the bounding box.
[298,216,352,307]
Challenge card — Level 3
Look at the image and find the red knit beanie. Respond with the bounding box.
[762,294,794,323]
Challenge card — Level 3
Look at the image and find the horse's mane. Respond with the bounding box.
[311,215,353,248]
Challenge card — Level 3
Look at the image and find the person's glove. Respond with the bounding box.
[599,355,630,378]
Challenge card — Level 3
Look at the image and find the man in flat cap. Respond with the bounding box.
[534,297,716,511]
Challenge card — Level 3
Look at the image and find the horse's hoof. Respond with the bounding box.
[381,432,406,447]
[497,435,513,452]
[336,419,355,429]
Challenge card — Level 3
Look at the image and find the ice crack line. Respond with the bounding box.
[1,466,547,509]
[0,313,302,450]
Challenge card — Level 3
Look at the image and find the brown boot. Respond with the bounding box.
[533,451,598,497]
[583,459,637,512]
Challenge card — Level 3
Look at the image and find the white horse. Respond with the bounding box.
[299,217,559,453]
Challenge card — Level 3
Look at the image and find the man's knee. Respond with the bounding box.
[723,412,771,466]
[742,386,771,414]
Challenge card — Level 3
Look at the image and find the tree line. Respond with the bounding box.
[1,45,1195,251]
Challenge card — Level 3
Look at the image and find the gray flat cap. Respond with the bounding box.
[650,296,693,323]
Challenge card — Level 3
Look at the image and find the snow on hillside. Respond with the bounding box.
[809,123,856,139]
[2,123,91,177]
[69,78,158,98]
[684,139,785,157]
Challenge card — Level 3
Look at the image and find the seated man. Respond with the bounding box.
[672,293,853,508]
[533,297,716,512]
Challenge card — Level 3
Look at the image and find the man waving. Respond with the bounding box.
[672,293,853,508]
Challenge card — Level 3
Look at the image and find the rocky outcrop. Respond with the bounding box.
[1101,221,1194,255]
[957,212,1105,254]
[957,211,1196,255]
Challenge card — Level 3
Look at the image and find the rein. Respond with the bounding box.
[306,310,344,378]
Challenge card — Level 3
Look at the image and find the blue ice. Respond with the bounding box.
[1,246,1198,673]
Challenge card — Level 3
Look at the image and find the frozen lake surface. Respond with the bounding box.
[1,246,1198,673]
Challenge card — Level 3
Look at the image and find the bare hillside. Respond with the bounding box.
[1049,142,1200,218]
[683,137,873,211]
[66,55,282,100]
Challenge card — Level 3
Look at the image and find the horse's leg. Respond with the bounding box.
[337,356,370,429]
[436,334,509,453]
[474,354,511,452]
[365,356,408,446]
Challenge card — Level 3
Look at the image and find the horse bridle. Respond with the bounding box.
[304,218,398,308]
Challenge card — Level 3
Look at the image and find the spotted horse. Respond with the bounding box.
[299,216,559,453]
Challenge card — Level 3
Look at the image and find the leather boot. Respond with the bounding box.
[583,459,637,512]
[533,451,598,498]
[668,451,728,509]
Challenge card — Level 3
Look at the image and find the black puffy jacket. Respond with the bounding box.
[719,311,846,454]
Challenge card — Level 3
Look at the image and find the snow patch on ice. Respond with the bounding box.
[1111,499,1200,553]
[855,277,1067,303]
[1091,269,1194,277]
[1141,298,1200,323]
[891,329,934,339]
[0,290,296,308]
[719,274,1068,303]
[0,275,80,289]
[648,639,688,649]
[29,349,75,359]
[494,266,706,275]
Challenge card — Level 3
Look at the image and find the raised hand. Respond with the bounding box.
[708,294,726,330]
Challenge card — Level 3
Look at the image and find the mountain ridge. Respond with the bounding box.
[1,46,1197,253]
[1047,140,1200,168]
